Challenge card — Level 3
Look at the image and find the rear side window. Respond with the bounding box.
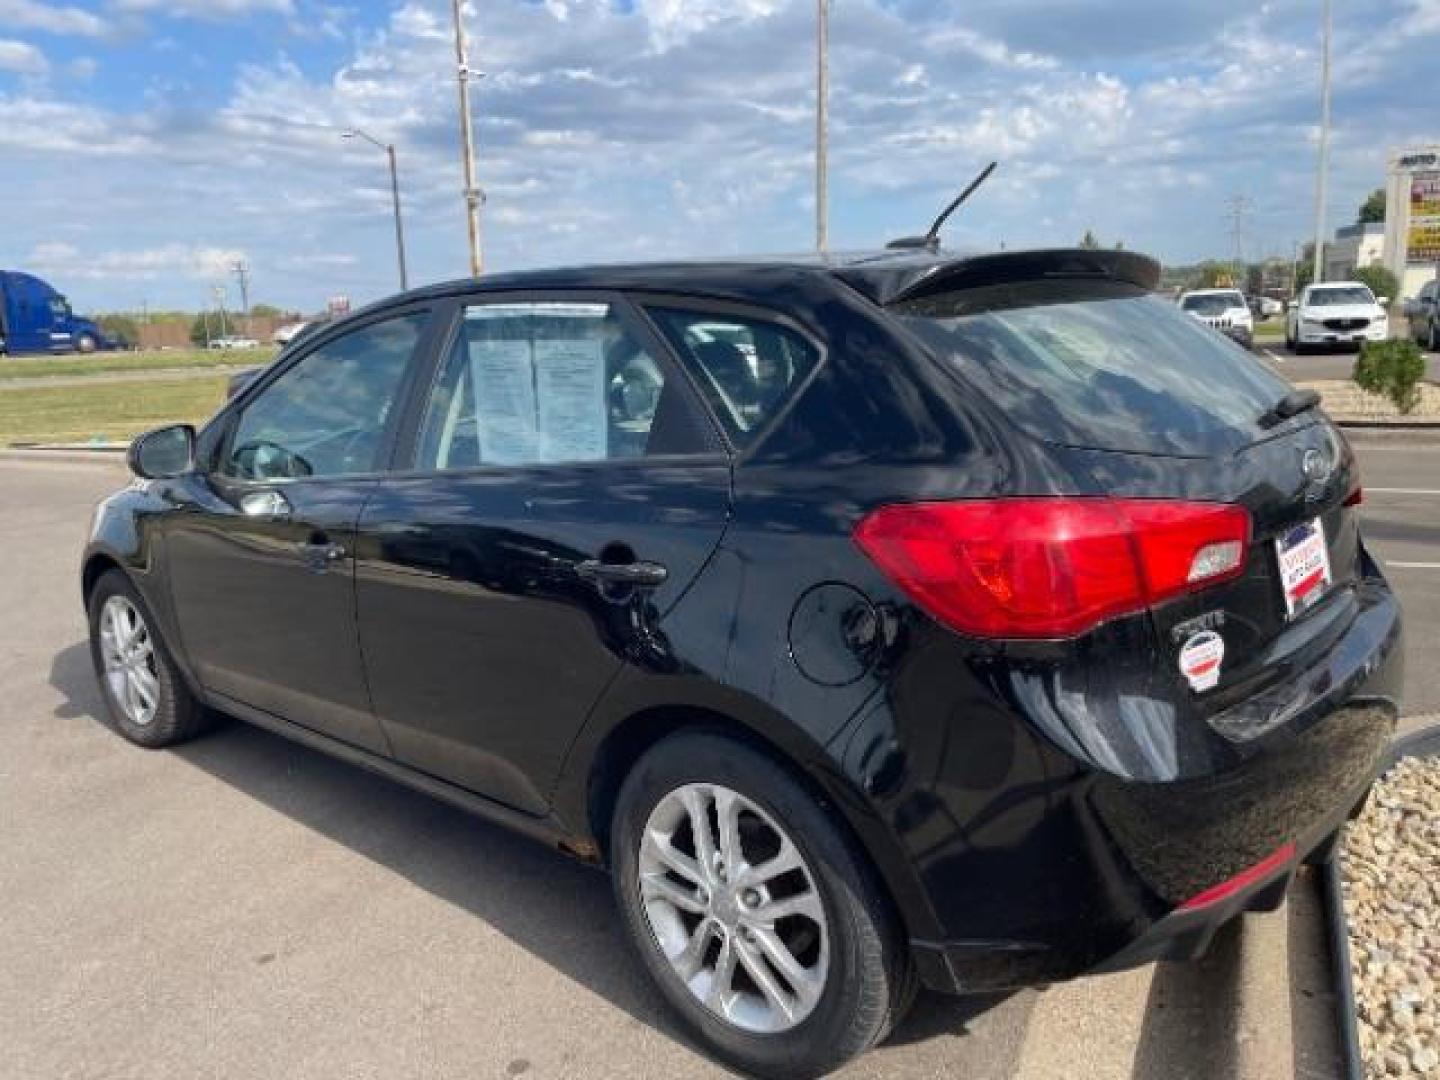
[647,307,819,444]
[895,280,1291,456]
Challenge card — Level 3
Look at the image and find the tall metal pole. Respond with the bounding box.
[451,0,484,276]
[815,0,829,252]
[1310,0,1332,285]
[386,144,410,291]
[343,128,409,292]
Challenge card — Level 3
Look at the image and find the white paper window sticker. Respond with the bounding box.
[470,337,538,465]
[535,337,607,463]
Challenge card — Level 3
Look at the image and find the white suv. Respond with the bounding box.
[1178,289,1253,348]
[1285,282,1389,353]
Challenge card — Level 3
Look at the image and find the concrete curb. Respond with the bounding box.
[0,447,126,467]
[1234,904,1296,1079]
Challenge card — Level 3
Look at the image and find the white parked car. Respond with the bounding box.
[1178,288,1253,348]
[272,321,311,347]
[1285,282,1389,353]
[208,336,262,350]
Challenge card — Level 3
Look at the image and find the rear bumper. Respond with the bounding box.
[902,570,1402,995]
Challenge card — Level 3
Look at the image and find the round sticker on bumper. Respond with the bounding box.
[1179,630,1225,692]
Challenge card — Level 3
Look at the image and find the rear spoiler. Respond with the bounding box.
[842,248,1162,307]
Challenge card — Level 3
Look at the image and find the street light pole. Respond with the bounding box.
[815,0,829,252]
[343,128,409,292]
[451,0,484,276]
[1311,0,1333,286]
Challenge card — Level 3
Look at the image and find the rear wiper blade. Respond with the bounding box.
[1257,388,1321,429]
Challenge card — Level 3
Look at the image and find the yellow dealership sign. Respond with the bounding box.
[1409,171,1440,263]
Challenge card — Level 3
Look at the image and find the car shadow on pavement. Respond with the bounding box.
[1130,920,1243,1079]
[48,640,1023,1074]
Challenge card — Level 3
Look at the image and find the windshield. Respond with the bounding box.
[1180,293,1243,316]
[1308,287,1374,307]
[894,280,1293,456]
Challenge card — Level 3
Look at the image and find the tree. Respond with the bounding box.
[1358,188,1386,225]
[1294,243,1317,292]
[1354,264,1400,305]
[1078,229,1101,250]
[1196,262,1236,288]
[250,303,284,320]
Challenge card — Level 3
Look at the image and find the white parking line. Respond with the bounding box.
[1384,561,1440,570]
[1364,488,1440,496]
[1263,349,1286,365]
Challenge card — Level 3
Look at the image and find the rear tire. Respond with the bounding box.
[1429,320,1438,352]
[75,333,97,354]
[611,732,915,1079]
[87,569,207,748]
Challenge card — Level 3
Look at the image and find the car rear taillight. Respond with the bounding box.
[853,498,1251,639]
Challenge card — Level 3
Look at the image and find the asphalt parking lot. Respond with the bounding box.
[0,444,1433,1078]
[1256,336,1440,381]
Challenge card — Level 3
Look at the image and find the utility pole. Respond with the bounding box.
[211,284,229,339]
[451,0,484,276]
[231,260,251,335]
[1311,0,1333,286]
[1225,195,1252,284]
[815,0,830,252]
[343,128,409,291]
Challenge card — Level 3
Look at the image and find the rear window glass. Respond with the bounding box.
[647,308,820,445]
[894,280,1292,456]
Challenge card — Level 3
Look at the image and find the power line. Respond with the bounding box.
[231,260,251,330]
[1225,195,1252,278]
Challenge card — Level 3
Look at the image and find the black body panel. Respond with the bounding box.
[81,248,1406,999]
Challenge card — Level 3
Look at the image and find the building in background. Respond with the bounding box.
[1324,221,1386,280]
[1382,145,1440,299]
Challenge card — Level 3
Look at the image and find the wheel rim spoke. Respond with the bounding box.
[640,871,707,915]
[636,781,829,1035]
[735,935,796,1023]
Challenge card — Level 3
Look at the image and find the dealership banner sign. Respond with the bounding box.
[1408,171,1440,264]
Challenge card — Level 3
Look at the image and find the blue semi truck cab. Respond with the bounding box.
[0,270,114,356]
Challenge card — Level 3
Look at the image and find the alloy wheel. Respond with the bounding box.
[637,782,830,1034]
[98,595,160,727]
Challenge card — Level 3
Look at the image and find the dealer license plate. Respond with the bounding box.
[1275,518,1332,619]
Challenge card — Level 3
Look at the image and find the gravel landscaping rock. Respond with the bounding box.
[1341,755,1440,1079]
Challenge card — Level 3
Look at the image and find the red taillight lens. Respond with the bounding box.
[853,498,1251,639]
[1343,484,1363,507]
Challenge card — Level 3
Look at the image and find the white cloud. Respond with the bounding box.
[30,242,249,282]
[111,0,294,18]
[0,38,48,75]
[0,0,107,37]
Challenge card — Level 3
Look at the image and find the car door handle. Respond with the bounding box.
[575,559,668,588]
[240,489,292,519]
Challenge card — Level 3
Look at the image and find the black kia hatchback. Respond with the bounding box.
[84,248,1403,1078]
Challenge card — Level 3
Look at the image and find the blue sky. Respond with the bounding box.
[2,0,1438,312]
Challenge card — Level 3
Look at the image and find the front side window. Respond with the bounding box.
[416,301,703,470]
[646,307,820,443]
[222,312,426,480]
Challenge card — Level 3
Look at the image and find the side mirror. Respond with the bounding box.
[128,424,195,479]
[1287,300,1299,311]
[1376,296,1390,307]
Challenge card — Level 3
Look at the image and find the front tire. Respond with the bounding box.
[1429,319,1439,352]
[87,569,207,748]
[611,733,914,1079]
[75,333,98,354]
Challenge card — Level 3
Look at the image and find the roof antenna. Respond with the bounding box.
[887,161,998,252]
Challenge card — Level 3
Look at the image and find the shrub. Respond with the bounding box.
[1353,339,1426,414]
